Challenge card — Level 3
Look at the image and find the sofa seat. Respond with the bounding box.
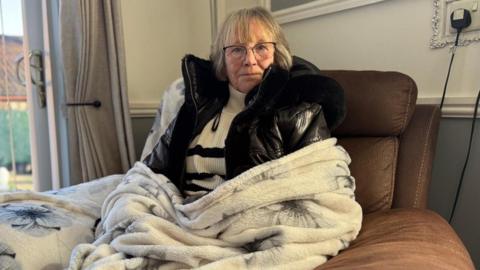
[317,208,474,269]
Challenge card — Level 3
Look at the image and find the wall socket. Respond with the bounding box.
[446,0,480,35]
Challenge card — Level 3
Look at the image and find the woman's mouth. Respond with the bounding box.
[240,73,262,77]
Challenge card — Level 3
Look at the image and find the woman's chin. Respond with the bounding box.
[236,79,261,93]
[236,84,256,93]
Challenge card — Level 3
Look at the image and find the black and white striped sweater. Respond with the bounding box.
[184,85,246,195]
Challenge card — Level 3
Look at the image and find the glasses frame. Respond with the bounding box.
[223,42,276,60]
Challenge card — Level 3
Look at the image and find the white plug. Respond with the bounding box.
[454,9,466,20]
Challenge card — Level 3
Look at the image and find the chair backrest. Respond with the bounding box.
[322,70,440,214]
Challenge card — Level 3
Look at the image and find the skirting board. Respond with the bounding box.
[129,102,158,118]
[129,97,479,119]
[420,97,479,118]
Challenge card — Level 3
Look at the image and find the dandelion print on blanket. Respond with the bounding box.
[264,200,334,228]
[0,203,72,237]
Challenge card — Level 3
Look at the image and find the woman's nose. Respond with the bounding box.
[243,49,257,66]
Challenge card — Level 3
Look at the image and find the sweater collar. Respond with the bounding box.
[225,85,246,113]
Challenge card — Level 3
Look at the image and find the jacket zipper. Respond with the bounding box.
[179,59,198,190]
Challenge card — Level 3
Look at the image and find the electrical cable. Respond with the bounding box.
[441,8,471,110]
[440,8,476,224]
[440,30,461,110]
[449,89,480,223]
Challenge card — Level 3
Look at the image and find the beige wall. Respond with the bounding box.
[121,0,211,106]
[279,0,480,100]
[226,0,480,100]
[123,0,480,109]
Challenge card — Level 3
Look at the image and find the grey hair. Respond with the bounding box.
[210,6,293,81]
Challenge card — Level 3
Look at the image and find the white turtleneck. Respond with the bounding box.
[184,85,246,195]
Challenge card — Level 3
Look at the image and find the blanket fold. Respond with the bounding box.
[68,138,362,270]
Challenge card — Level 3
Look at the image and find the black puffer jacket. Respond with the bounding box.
[143,54,346,192]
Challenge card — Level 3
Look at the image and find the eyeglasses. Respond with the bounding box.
[223,42,276,60]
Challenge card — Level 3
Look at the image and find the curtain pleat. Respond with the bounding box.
[60,0,135,184]
[104,0,135,171]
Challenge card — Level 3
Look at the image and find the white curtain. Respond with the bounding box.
[60,0,135,184]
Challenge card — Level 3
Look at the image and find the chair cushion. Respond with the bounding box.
[338,137,397,214]
[322,70,417,137]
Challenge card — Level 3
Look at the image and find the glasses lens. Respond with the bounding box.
[254,43,274,58]
[225,43,275,60]
[226,46,246,59]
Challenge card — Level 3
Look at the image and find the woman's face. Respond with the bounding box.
[224,21,275,93]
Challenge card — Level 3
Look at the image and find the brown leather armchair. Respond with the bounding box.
[315,70,474,269]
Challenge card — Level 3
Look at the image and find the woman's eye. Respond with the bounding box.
[255,44,268,51]
[231,47,244,54]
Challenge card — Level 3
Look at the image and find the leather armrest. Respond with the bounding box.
[315,209,474,269]
[394,105,441,208]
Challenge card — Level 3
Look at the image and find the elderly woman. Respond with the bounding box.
[67,7,360,270]
[144,7,345,196]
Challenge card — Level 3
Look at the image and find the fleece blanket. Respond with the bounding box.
[68,138,362,270]
[0,175,123,270]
